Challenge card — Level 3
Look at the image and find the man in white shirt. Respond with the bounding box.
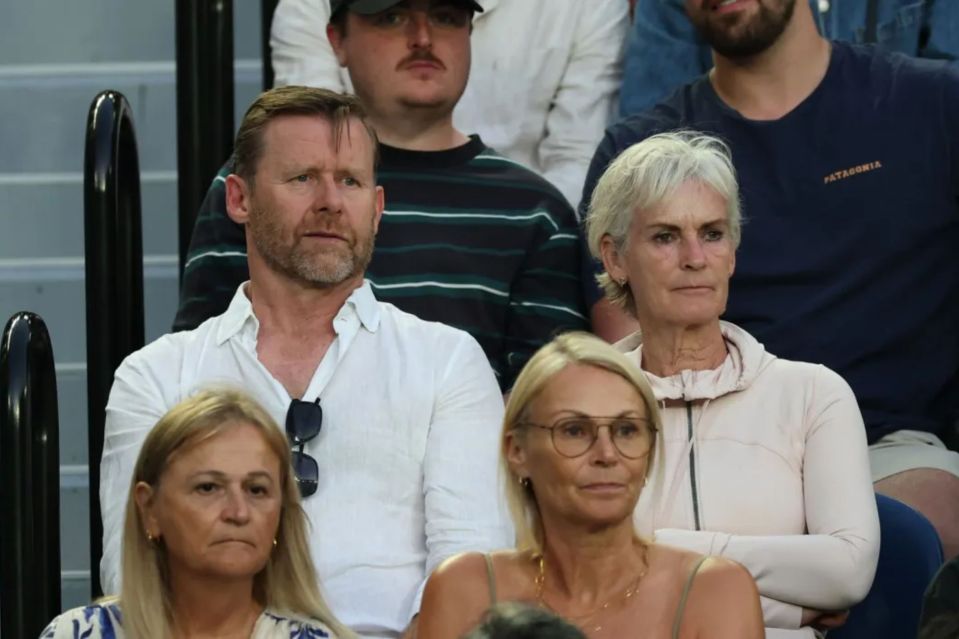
[100,87,512,638]
[270,0,629,208]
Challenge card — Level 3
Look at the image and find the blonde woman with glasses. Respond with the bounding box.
[40,389,352,639]
[416,332,763,639]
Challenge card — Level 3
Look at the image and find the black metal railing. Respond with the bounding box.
[175,0,236,279]
[75,0,276,601]
[84,90,146,598]
[174,0,281,274]
[0,312,61,638]
[261,0,279,90]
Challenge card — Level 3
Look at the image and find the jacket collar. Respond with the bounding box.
[615,321,774,402]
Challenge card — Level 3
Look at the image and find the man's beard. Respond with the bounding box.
[690,0,796,58]
[247,205,376,289]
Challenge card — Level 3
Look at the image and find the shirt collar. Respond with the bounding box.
[344,280,381,332]
[216,282,256,344]
[215,280,381,345]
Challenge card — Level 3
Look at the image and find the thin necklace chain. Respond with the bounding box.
[534,542,649,633]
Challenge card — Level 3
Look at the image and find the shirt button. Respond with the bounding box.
[818,0,830,13]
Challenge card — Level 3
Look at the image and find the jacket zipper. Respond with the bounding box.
[686,402,702,531]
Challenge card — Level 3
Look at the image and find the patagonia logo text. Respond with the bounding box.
[823,161,882,184]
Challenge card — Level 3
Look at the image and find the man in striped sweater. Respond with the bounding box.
[175,0,587,390]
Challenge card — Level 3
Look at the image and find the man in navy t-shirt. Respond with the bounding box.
[581,0,959,560]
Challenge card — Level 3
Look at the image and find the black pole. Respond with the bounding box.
[83,90,145,598]
[0,312,62,638]
[176,0,235,279]
[261,0,279,90]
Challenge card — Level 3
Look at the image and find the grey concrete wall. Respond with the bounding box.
[0,0,267,612]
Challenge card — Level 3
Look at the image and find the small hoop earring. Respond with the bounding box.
[519,477,531,489]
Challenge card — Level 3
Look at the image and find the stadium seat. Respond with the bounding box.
[831,494,944,639]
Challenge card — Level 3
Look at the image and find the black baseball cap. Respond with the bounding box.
[330,0,484,17]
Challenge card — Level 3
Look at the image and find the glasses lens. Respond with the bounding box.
[610,418,652,459]
[552,418,595,457]
[291,450,319,498]
[286,398,322,445]
[551,418,652,458]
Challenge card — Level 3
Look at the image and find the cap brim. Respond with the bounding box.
[345,0,405,14]
[346,0,483,15]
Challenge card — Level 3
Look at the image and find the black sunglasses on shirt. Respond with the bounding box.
[285,397,322,497]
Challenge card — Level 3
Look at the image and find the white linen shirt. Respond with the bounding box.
[269,0,629,209]
[99,281,513,638]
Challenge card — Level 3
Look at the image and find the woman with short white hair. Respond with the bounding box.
[588,131,880,638]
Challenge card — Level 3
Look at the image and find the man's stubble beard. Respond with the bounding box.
[690,0,796,59]
[248,205,377,290]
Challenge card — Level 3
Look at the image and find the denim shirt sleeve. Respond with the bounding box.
[817,1,959,64]
[919,0,959,63]
[619,0,712,118]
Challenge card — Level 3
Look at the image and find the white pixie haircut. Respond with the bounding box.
[585,131,743,314]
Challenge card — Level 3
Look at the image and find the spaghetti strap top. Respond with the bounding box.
[671,555,710,639]
[483,552,708,638]
[484,553,498,604]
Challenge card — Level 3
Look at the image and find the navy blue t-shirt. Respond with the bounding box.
[581,42,959,442]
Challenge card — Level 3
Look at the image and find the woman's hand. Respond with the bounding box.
[802,608,850,629]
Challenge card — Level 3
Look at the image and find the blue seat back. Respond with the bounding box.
[831,494,944,639]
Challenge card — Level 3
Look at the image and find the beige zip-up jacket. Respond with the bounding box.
[620,322,880,639]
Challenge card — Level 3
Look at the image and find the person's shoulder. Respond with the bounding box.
[684,557,763,637]
[135,285,246,363]
[650,545,753,595]
[569,0,627,22]
[540,0,624,19]
[468,145,576,214]
[837,41,959,96]
[119,316,218,374]
[599,80,708,158]
[428,549,533,596]
[762,354,855,399]
[420,551,509,637]
[692,556,756,593]
[40,603,124,639]
[430,550,494,586]
[839,40,945,75]
[372,299,504,397]
[376,301,492,365]
[377,300,474,345]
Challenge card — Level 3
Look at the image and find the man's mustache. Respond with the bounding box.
[397,50,445,70]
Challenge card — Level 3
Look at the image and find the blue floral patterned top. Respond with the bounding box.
[39,603,336,638]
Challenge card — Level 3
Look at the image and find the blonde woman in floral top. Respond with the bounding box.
[40,389,352,639]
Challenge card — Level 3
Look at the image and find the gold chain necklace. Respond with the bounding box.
[533,543,649,634]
